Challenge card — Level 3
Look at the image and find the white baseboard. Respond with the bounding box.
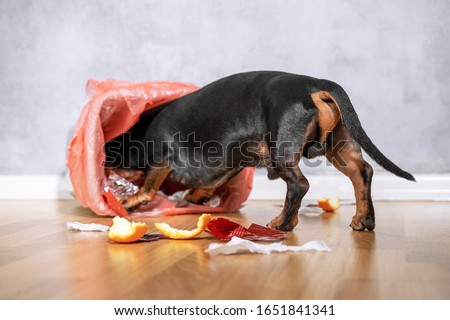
[0,175,74,200]
[250,173,450,201]
[0,173,449,201]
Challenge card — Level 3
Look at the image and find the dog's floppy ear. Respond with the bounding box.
[310,91,341,143]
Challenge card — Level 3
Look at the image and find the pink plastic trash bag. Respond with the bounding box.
[67,79,254,217]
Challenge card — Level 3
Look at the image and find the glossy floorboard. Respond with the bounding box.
[0,200,449,299]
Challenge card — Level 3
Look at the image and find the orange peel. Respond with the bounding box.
[154,213,211,240]
[317,197,340,212]
[108,216,149,243]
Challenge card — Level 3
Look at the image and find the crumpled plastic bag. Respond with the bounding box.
[67,79,254,217]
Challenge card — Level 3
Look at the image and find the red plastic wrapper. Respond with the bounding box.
[67,79,254,217]
[103,190,130,218]
[207,218,287,241]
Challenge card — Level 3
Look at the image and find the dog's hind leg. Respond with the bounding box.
[326,123,375,231]
[265,106,316,231]
[267,165,309,231]
[266,128,311,231]
[121,166,170,210]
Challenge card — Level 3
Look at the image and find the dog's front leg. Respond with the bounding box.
[121,166,170,210]
[186,188,216,204]
[267,166,309,231]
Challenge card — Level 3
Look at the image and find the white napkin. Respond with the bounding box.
[205,236,331,256]
[66,221,109,232]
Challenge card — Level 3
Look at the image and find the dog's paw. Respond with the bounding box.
[119,196,137,210]
[350,215,375,231]
[120,194,147,210]
[362,216,375,231]
[267,215,297,231]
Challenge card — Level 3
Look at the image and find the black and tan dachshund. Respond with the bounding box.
[105,71,415,231]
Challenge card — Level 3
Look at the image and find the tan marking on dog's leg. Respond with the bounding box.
[310,91,342,143]
[121,167,170,210]
[326,123,375,231]
[266,120,316,231]
[188,188,216,204]
[267,165,309,231]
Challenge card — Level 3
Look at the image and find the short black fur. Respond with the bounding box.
[105,71,415,231]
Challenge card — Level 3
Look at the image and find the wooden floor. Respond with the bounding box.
[0,199,449,300]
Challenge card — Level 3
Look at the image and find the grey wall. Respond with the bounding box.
[1,0,449,175]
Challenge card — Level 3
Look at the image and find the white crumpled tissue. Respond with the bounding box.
[205,236,331,256]
[66,222,109,232]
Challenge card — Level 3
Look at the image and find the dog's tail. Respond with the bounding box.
[327,83,416,182]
